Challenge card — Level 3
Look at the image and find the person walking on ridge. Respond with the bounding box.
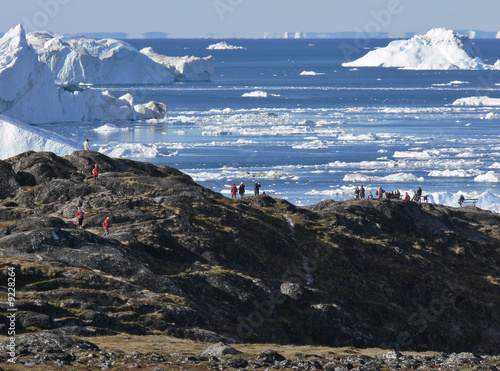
[231,184,237,198]
[103,217,110,236]
[83,139,91,151]
[75,209,85,228]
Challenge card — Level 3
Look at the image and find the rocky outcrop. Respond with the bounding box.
[0,150,499,363]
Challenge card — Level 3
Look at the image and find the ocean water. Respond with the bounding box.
[41,38,500,207]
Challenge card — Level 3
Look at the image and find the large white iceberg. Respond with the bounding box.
[343,28,500,70]
[452,96,500,106]
[27,31,213,85]
[28,31,175,85]
[0,114,80,159]
[140,47,214,81]
[0,24,167,124]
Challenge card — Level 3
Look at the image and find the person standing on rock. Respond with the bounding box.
[75,209,85,228]
[93,164,99,185]
[231,184,237,198]
[360,185,365,199]
[103,217,110,236]
[83,139,91,151]
[254,181,261,196]
[238,182,245,197]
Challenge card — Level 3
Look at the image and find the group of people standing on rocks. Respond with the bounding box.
[230,181,262,198]
[356,185,424,202]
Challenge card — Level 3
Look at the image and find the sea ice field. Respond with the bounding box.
[25,36,500,210]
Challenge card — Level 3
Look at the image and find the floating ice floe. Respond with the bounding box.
[343,172,424,183]
[474,171,500,182]
[241,91,280,98]
[427,169,481,177]
[300,71,325,76]
[393,150,440,159]
[342,28,500,70]
[94,124,130,132]
[207,41,245,50]
[432,80,470,86]
[0,114,80,159]
[452,96,500,106]
[98,143,178,158]
[338,133,379,141]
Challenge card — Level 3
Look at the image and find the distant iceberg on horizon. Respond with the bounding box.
[343,28,500,70]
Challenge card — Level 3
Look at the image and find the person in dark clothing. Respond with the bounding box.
[238,182,245,197]
[416,186,422,201]
[360,185,365,199]
[254,181,261,196]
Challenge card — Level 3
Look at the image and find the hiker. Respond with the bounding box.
[83,139,91,151]
[238,182,245,197]
[416,186,422,202]
[103,217,110,236]
[93,164,99,185]
[76,195,83,210]
[360,185,365,199]
[355,187,360,199]
[230,184,237,198]
[368,190,373,198]
[411,191,419,202]
[75,209,84,228]
[376,187,384,198]
[254,181,261,196]
[404,192,410,201]
[459,194,465,206]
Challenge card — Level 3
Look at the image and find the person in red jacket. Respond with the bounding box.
[103,217,110,236]
[230,184,237,198]
[93,164,99,185]
[75,209,84,228]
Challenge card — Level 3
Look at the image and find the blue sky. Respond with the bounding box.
[1,0,499,38]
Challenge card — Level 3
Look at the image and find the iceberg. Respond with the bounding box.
[452,96,500,106]
[207,41,244,50]
[343,28,500,70]
[27,31,214,84]
[27,31,175,85]
[0,24,167,124]
[0,114,80,159]
[140,47,214,81]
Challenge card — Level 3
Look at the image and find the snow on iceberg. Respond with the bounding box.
[452,96,500,106]
[0,24,167,124]
[0,114,80,159]
[140,47,214,81]
[207,41,244,50]
[343,28,500,70]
